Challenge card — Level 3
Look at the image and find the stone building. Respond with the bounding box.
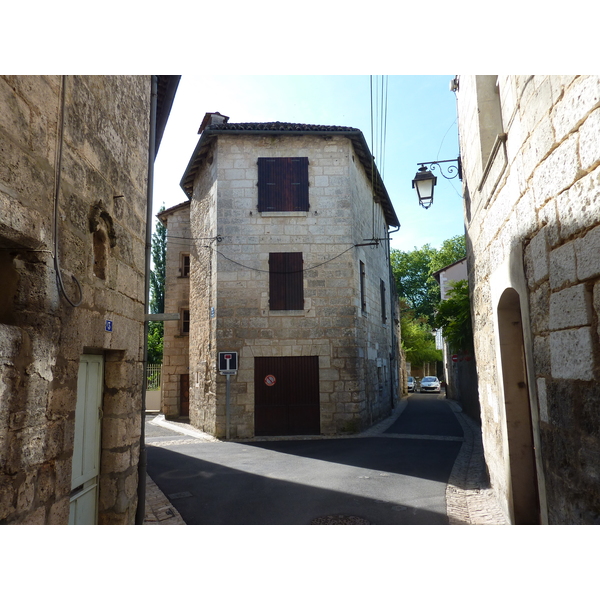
[0,75,179,524]
[162,113,401,438]
[157,200,191,418]
[455,75,600,524]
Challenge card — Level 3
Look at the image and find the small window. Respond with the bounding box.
[380,279,387,323]
[258,157,309,212]
[93,229,108,280]
[360,261,366,314]
[180,253,190,277]
[181,309,190,334]
[269,252,304,310]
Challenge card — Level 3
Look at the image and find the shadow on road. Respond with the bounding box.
[147,434,461,525]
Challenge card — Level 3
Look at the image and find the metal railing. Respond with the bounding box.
[146,364,162,390]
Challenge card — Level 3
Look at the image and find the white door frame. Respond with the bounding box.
[69,354,103,525]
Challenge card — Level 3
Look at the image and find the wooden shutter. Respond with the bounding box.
[269,252,303,310]
[258,158,309,211]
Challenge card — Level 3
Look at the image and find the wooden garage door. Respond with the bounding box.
[180,374,189,417]
[254,356,320,436]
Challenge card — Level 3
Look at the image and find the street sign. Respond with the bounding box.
[264,374,276,386]
[218,352,238,440]
[452,354,458,362]
[218,352,238,374]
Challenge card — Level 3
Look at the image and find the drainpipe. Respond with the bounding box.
[135,75,157,525]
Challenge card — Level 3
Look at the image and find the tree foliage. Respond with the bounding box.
[147,321,164,364]
[391,234,466,323]
[392,235,466,369]
[150,211,166,314]
[400,311,443,367]
[147,207,166,364]
[433,279,473,353]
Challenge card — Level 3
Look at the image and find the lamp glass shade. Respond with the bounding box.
[412,168,437,209]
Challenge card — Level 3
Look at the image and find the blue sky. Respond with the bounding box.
[154,75,465,253]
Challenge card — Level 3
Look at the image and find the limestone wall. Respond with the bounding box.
[187,133,398,437]
[457,75,600,524]
[0,76,150,524]
[159,203,191,417]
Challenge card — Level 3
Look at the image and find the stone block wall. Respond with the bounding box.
[159,202,191,417]
[0,76,151,524]
[186,133,397,437]
[457,75,600,524]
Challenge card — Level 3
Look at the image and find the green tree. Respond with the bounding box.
[150,210,166,314]
[391,234,466,323]
[433,279,473,353]
[147,207,166,364]
[430,235,467,273]
[400,310,443,367]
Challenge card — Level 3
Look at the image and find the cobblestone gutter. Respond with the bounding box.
[144,475,186,525]
[446,402,509,525]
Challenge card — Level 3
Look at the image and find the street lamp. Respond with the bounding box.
[412,157,462,209]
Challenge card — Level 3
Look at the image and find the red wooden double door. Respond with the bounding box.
[254,356,320,436]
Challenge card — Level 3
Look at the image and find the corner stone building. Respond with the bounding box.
[0,75,178,524]
[455,75,600,524]
[162,114,401,438]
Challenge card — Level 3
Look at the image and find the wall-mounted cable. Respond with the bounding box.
[53,75,82,307]
[205,243,365,275]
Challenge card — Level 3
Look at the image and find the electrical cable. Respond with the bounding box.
[209,243,359,274]
[53,75,82,307]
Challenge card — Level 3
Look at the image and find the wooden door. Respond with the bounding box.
[69,355,103,525]
[180,374,189,417]
[254,356,320,436]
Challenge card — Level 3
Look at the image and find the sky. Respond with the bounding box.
[153,75,465,254]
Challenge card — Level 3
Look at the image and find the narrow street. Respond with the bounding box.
[145,393,507,525]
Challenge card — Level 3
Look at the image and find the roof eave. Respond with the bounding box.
[180,127,400,229]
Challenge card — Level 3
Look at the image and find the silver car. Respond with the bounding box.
[420,376,441,393]
[407,376,416,392]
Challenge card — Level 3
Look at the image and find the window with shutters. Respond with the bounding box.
[360,261,366,314]
[181,308,190,334]
[180,253,190,277]
[269,252,304,310]
[258,157,309,212]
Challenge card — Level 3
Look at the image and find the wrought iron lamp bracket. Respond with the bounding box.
[416,157,462,181]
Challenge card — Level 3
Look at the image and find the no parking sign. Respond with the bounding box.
[264,374,276,386]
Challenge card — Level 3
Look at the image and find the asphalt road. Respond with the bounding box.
[145,392,464,525]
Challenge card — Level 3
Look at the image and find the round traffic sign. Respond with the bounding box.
[264,374,276,386]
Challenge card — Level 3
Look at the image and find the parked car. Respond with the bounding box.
[420,376,441,393]
[407,376,416,392]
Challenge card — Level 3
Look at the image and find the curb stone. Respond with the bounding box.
[144,474,186,525]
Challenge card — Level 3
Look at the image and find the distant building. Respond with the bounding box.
[160,113,401,437]
[432,258,480,422]
[455,75,600,524]
[0,75,179,524]
[157,200,191,419]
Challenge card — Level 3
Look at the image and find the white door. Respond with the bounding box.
[69,354,103,525]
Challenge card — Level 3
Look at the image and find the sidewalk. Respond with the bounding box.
[144,473,186,525]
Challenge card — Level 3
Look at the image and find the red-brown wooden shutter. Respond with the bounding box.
[258,158,309,212]
[269,252,303,310]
